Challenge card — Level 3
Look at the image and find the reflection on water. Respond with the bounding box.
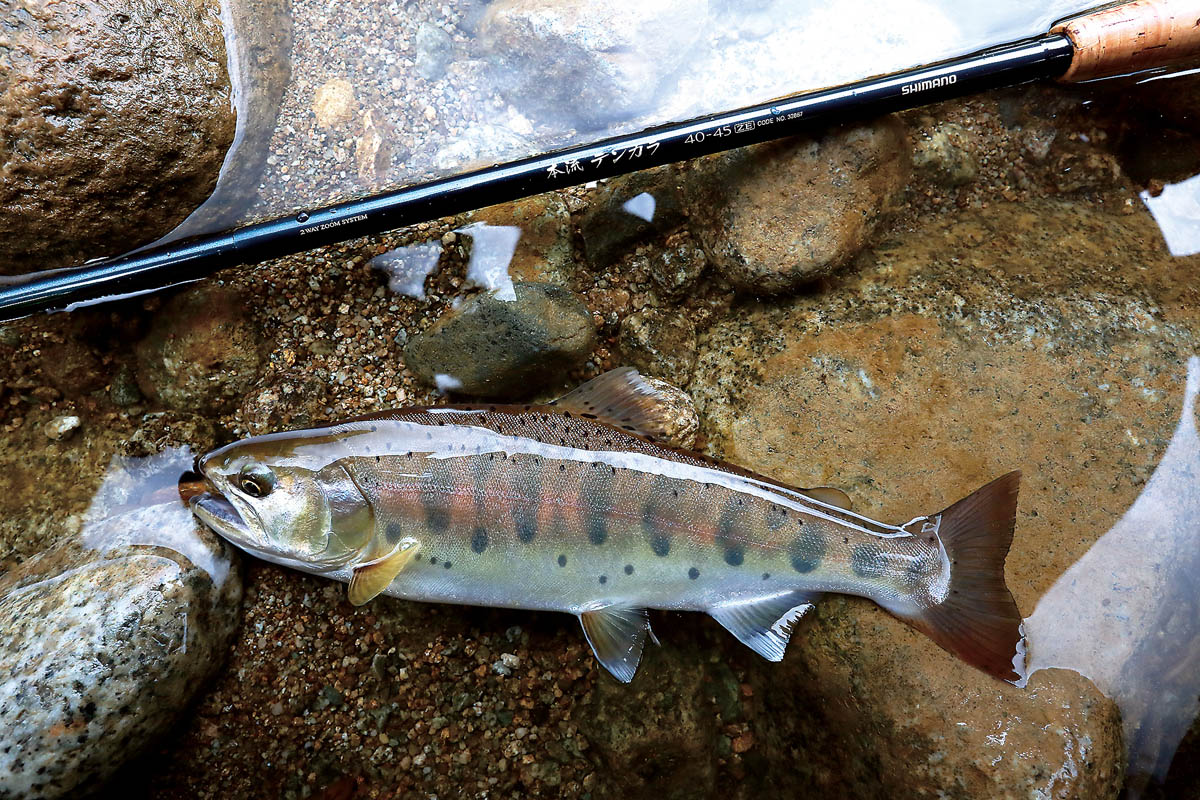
[458,222,520,301]
[1142,175,1200,258]
[1023,357,1200,794]
[370,241,444,299]
[155,0,1123,245]
[77,446,233,585]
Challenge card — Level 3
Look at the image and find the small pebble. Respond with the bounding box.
[43,415,81,441]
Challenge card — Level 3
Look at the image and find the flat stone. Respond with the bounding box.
[0,502,241,800]
[0,0,235,274]
[684,117,910,293]
[690,197,1200,797]
[403,282,596,397]
[479,0,711,128]
[135,285,267,414]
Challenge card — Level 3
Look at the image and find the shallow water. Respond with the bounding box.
[3,0,1200,797]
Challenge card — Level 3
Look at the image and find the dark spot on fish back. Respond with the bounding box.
[624,564,634,575]
[443,561,452,569]
[688,567,700,580]
[790,529,825,574]
[558,554,567,567]
[651,534,670,557]
[599,575,607,585]
[851,543,887,578]
[724,545,745,567]
[471,527,488,554]
[385,522,404,544]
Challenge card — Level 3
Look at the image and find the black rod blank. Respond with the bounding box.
[0,34,1074,322]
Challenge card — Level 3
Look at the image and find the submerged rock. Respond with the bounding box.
[403,282,596,396]
[0,504,241,800]
[479,0,711,128]
[619,308,697,386]
[580,166,687,271]
[690,197,1200,797]
[684,118,910,294]
[467,194,575,287]
[135,285,267,414]
[0,0,235,274]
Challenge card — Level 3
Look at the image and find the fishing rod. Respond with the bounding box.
[1,0,1197,322]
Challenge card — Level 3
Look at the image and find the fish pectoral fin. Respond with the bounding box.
[708,591,821,662]
[578,605,654,683]
[799,487,853,510]
[348,537,420,606]
[551,367,683,444]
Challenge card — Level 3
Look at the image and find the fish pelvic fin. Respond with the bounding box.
[348,536,420,606]
[902,471,1025,682]
[578,605,653,683]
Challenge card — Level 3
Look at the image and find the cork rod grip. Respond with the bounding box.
[1052,0,1200,81]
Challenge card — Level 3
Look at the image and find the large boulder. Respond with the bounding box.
[0,0,236,274]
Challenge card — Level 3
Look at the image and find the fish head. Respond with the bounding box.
[191,433,372,569]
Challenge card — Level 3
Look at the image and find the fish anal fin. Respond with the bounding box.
[799,487,853,510]
[348,536,420,606]
[578,605,653,683]
[552,368,686,444]
[708,591,821,662]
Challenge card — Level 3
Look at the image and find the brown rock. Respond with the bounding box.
[619,308,698,386]
[684,117,910,293]
[135,285,267,414]
[691,197,1200,797]
[0,0,236,274]
[312,78,356,129]
[467,194,576,286]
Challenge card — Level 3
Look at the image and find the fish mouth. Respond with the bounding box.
[191,491,253,542]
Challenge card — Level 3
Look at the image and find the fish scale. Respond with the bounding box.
[192,368,1026,683]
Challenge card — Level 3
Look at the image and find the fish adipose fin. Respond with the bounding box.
[903,471,1025,682]
[348,537,420,606]
[552,367,681,442]
[709,591,821,662]
[578,605,654,683]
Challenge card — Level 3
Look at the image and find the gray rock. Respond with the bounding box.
[684,117,910,294]
[642,230,708,299]
[580,166,687,270]
[135,285,267,414]
[404,282,596,396]
[432,123,530,173]
[479,0,711,128]
[0,0,235,274]
[414,22,454,80]
[0,503,241,800]
[619,309,698,386]
[911,122,978,188]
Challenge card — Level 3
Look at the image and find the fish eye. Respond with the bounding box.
[238,463,276,498]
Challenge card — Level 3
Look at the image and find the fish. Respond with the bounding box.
[191,368,1025,683]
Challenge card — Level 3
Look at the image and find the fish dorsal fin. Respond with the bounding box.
[799,487,852,510]
[578,605,654,683]
[708,591,821,662]
[552,368,681,442]
[348,536,420,606]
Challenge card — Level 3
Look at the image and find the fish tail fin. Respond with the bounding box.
[903,471,1025,682]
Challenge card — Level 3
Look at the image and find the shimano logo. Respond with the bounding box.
[901,74,958,95]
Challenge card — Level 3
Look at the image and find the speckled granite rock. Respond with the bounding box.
[0,0,235,273]
[403,281,597,396]
[619,309,698,386]
[684,118,910,293]
[479,0,711,128]
[135,285,268,414]
[0,503,241,800]
[689,197,1200,797]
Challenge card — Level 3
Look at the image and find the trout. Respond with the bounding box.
[191,368,1025,682]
